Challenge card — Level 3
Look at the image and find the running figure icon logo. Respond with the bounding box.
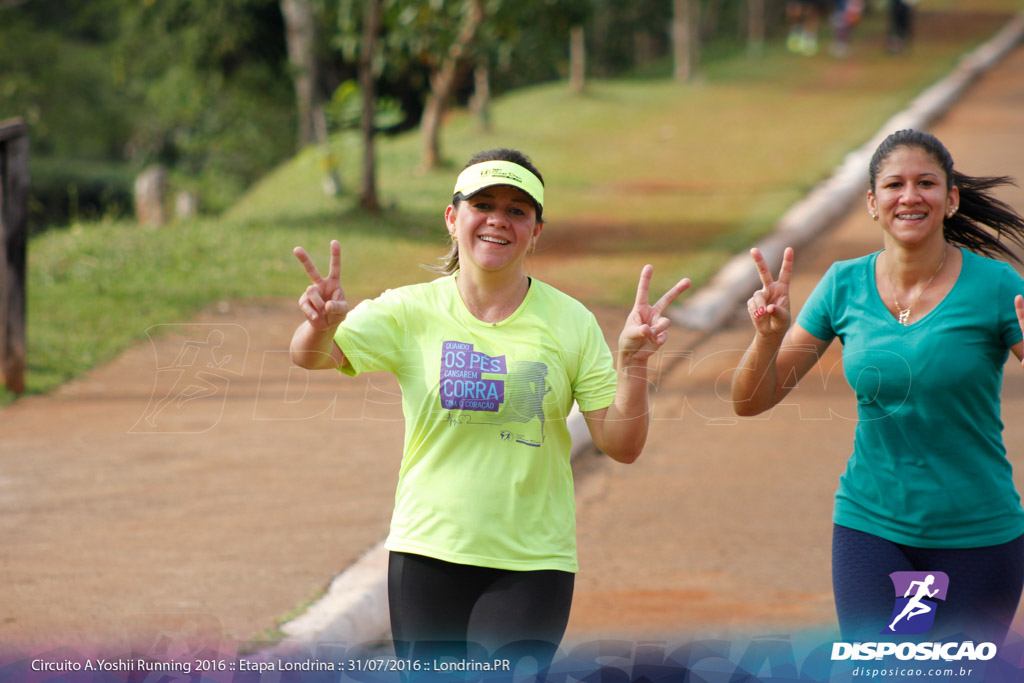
[884,571,950,635]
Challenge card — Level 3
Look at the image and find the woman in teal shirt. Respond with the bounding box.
[732,129,1024,644]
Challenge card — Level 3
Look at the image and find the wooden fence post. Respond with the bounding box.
[0,117,29,395]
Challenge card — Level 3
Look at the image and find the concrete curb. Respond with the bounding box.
[270,13,1024,653]
[275,542,390,650]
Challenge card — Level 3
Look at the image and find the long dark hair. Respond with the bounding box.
[868,129,1024,263]
[426,148,545,275]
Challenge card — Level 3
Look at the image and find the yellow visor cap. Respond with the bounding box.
[453,160,544,210]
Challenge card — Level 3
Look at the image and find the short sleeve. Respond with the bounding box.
[333,289,407,377]
[571,312,617,413]
[796,262,840,342]
[997,262,1024,348]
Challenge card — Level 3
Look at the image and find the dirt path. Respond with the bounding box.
[0,300,402,651]
[3,34,1024,671]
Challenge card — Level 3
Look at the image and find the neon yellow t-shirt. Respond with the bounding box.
[334,275,617,572]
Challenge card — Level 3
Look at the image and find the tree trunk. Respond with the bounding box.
[634,28,656,68]
[280,0,318,147]
[420,0,484,170]
[314,105,342,196]
[591,2,612,77]
[569,25,585,94]
[359,0,382,211]
[672,0,700,83]
[0,119,28,395]
[747,0,765,57]
[469,63,491,132]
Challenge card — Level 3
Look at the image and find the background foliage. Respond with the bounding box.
[1,0,800,229]
[1,0,1022,405]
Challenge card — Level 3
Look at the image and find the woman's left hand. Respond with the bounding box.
[619,265,691,363]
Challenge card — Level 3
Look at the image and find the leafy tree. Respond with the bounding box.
[115,0,296,211]
[1,0,305,222]
[0,0,138,227]
[339,0,486,170]
[484,0,592,93]
[416,0,484,169]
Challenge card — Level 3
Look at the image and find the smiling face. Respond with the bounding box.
[445,185,543,275]
[867,145,959,249]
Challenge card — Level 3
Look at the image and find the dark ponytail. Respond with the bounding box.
[945,171,1024,263]
[869,129,1024,264]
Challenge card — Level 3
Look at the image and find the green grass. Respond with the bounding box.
[233,4,1020,305]
[19,208,441,393]
[2,1,1020,404]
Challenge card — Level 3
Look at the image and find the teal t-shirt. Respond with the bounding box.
[797,248,1024,548]
[333,275,617,572]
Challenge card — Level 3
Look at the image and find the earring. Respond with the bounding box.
[948,206,958,217]
[870,212,878,220]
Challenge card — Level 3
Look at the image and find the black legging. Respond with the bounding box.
[388,551,574,666]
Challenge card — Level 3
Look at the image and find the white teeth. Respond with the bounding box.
[479,236,509,245]
[898,213,926,220]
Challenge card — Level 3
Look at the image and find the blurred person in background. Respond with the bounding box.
[787,0,828,55]
[888,0,916,53]
[831,0,864,58]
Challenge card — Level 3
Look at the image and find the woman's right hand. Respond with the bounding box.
[294,239,349,331]
[747,246,794,341]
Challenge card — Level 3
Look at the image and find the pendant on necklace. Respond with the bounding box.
[898,308,911,325]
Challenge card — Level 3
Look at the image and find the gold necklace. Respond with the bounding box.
[887,246,948,326]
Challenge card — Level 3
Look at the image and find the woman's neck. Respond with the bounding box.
[455,267,530,323]
[883,238,950,289]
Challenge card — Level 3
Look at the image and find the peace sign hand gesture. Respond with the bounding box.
[747,247,794,342]
[294,239,349,331]
[618,265,692,363]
